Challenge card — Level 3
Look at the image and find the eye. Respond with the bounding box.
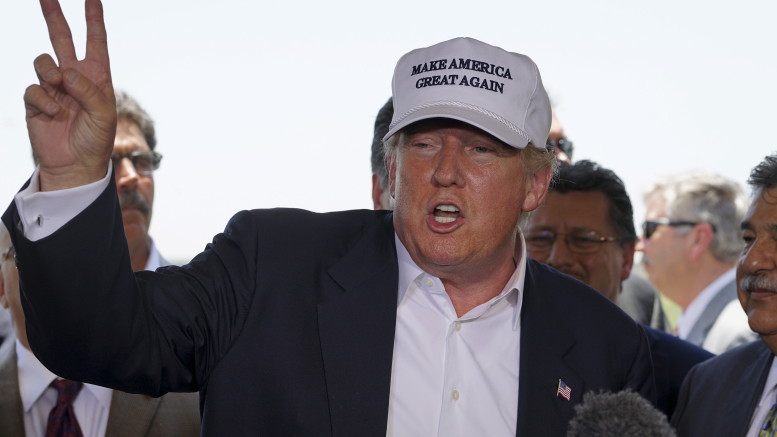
[474,146,493,153]
[742,231,756,247]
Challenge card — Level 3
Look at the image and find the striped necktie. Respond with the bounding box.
[760,402,777,437]
[46,378,84,437]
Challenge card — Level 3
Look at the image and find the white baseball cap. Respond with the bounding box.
[384,37,551,150]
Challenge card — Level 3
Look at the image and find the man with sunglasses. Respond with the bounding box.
[637,171,756,353]
[525,160,713,418]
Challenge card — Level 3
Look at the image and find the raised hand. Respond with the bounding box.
[24,0,116,191]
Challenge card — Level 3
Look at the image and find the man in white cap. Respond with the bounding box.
[5,1,653,435]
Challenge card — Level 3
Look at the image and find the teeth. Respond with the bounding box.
[436,205,459,212]
[435,216,456,224]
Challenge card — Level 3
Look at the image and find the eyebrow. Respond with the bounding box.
[741,221,777,234]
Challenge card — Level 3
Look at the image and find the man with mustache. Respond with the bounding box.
[30,90,167,271]
[524,159,712,418]
[110,90,167,271]
[0,91,199,435]
[672,154,777,436]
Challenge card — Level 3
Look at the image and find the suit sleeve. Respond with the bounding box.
[2,178,257,396]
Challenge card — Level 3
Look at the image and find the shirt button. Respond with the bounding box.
[452,390,460,401]
[424,277,434,287]
[454,321,462,332]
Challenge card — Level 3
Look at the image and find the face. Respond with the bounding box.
[737,188,777,341]
[527,191,633,302]
[636,191,688,294]
[0,225,27,348]
[388,120,551,283]
[114,118,155,251]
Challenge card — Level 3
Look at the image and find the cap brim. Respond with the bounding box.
[383,101,534,149]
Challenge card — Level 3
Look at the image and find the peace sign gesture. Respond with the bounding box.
[24,0,116,191]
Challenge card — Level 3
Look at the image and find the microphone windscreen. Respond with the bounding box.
[566,390,676,437]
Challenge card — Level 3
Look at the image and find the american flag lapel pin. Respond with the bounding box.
[556,379,571,401]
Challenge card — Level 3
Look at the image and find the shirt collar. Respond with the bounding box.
[15,339,113,413]
[394,231,527,330]
[678,268,736,338]
[758,357,777,408]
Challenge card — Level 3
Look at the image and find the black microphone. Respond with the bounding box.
[567,390,676,437]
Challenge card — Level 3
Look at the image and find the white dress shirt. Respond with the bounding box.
[747,358,777,437]
[387,235,524,437]
[16,339,113,437]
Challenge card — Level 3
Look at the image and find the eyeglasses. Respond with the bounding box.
[111,151,163,176]
[1,246,14,263]
[546,138,574,159]
[641,219,705,239]
[525,229,619,254]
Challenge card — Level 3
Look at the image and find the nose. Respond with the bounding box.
[432,143,464,187]
[740,239,777,275]
[546,237,575,270]
[115,157,139,192]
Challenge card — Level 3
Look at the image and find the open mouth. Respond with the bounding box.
[433,204,460,224]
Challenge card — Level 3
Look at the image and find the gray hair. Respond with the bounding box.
[646,171,747,262]
[115,90,157,151]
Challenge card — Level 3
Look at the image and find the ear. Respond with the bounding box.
[521,165,553,212]
[620,241,636,281]
[688,223,715,261]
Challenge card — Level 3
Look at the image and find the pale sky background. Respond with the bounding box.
[1,0,775,263]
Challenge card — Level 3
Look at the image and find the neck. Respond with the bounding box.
[129,238,151,271]
[440,256,517,317]
[666,259,734,310]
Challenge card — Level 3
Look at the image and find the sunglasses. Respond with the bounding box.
[642,219,702,239]
[546,138,574,158]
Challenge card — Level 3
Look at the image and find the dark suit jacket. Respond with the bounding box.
[671,340,771,436]
[643,326,713,418]
[0,337,200,436]
[2,179,654,436]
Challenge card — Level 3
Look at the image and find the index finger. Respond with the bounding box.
[84,0,109,65]
[39,0,77,64]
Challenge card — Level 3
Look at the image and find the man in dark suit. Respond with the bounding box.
[523,160,713,418]
[0,223,200,436]
[672,154,777,437]
[4,1,654,435]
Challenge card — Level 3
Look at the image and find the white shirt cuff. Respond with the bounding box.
[14,165,111,242]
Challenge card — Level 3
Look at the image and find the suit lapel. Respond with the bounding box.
[105,390,161,437]
[726,342,774,436]
[0,339,26,436]
[317,214,398,437]
[686,278,736,345]
[516,261,579,437]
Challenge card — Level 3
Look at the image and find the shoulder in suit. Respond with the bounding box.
[671,340,770,437]
[642,326,713,418]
